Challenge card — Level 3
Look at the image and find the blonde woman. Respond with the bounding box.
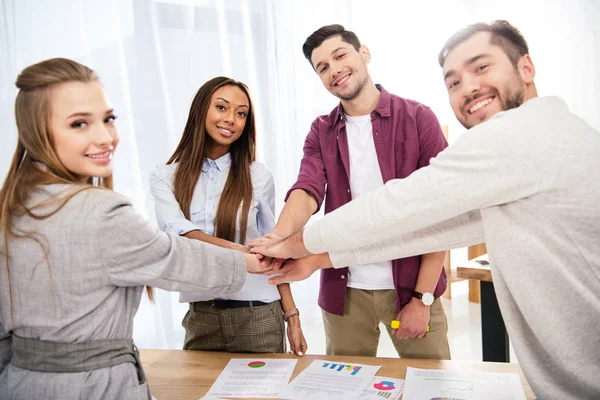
[0,58,270,399]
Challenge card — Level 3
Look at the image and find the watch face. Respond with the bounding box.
[422,292,434,306]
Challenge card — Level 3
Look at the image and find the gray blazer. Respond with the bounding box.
[0,184,246,399]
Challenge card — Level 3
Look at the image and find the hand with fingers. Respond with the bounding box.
[267,253,332,285]
[248,230,290,270]
[250,230,309,262]
[244,253,274,274]
[285,313,307,357]
[391,298,431,340]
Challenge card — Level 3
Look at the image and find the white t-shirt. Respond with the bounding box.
[305,97,600,399]
[345,114,394,290]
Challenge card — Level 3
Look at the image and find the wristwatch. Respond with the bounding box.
[412,290,434,306]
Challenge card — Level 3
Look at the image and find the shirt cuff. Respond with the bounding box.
[285,184,324,214]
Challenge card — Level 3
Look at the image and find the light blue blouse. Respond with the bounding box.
[150,153,280,303]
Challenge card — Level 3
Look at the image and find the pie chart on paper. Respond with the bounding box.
[248,361,266,368]
[373,380,396,390]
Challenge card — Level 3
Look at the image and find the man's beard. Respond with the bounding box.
[334,75,366,101]
[461,76,525,129]
[501,82,525,112]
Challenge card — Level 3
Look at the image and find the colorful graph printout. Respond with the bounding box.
[358,376,405,400]
[279,359,381,399]
[204,358,297,398]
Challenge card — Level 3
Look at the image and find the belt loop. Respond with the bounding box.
[249,301,254,311]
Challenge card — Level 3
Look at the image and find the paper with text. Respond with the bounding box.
[403,367,526,400]
[204,358,297,399]
[358,376,404,400]
[279,359,381,399]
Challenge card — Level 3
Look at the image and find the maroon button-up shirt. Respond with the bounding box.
[286,85,449,316]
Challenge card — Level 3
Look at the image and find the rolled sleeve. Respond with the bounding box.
[285,120,327,212]
[149,169,199,235]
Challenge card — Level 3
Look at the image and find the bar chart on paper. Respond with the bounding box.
[280,360,381,399]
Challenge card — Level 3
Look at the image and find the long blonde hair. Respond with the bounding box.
[0,58,152,314]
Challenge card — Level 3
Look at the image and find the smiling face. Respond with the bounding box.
[310,35,371,101]
[48,80,118,182]
[443,32,532,129]
[204,84,249,159]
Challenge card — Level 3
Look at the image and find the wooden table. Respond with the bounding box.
[457,255,510,363]
[140,349,535,399]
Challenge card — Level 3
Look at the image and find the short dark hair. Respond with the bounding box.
[438,20,529,68]
[302,24,361,67]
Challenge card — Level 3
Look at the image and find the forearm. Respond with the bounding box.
[277,283,297,313]
[277,283,301,326]
[274,189,318,237]
[320,210,484,268]
[415,251,447,294]
[184,230,245,252]
[303,126,544,256]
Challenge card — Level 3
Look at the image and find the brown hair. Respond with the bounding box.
[0,58,153,313]
[302,24,361,68]
[438,20,529,68]
[167,77,256,244]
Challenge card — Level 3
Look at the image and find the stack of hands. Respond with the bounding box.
[243,230,329,284]
[244,230,432,341]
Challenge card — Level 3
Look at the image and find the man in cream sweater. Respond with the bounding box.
[252,21,600,399]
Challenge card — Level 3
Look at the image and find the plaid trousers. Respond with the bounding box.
[182,300,286,353]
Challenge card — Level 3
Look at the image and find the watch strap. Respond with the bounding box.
[283,308,300,321]
[412,290,424,300]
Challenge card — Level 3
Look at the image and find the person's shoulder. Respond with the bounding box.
[388,92,433,116]
[151,162,177,182]
[34,184,133,224]
[251,161,274,182]
[519,96,568,115]
[310,104,343,130]
[74,186,132,211]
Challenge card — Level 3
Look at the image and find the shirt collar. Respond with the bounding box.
[333,84,392,124]
[202,152,232,172]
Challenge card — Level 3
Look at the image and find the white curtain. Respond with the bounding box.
[1,0,599,349]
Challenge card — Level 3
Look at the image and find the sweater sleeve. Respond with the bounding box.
[304,111,550,255]
[0,321,10,376]
[92,190,246,296]
[329,210,484,267]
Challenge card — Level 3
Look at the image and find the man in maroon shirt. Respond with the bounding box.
[250,24,450,359]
